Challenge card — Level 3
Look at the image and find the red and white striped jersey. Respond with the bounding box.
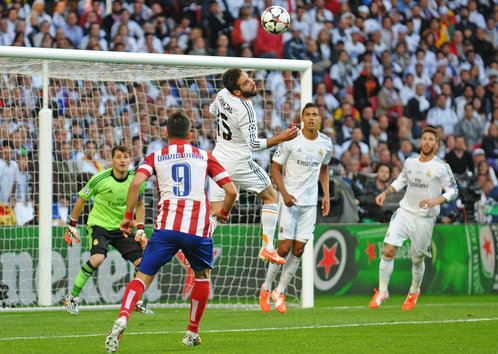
[137,139,232,237]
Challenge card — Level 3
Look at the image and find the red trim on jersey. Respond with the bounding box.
[216,176,232,187]
[173,199,186,231]
[189,200,201,235]
[203,192,211,238]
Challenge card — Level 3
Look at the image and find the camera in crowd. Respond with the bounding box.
[454,172,482,223]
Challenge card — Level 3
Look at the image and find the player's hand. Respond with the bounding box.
[419,199,434,210]
[212,209,230,223]
[64,225,80,247]
[375,192,386,206]
[280,125,299,142]
[321,197,330,216]
[120,218,134,238]
[134,229,148,252]
[283,192,297,207]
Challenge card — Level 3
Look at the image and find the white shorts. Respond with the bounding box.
[209,160,271,202]
[384,208,436,258]
[277,201,317,243]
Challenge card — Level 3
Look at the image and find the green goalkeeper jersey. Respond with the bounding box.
[78,168,147,230]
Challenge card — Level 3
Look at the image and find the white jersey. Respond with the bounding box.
[209,88,268,164]
[273,131,333,206]
[391,155,458,218]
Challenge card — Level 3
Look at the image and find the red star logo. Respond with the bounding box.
[177,248,220,299]
[317,243,339,277]
[483,237,492,258]
[365,241,377,263]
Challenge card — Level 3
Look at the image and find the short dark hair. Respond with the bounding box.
[301,102,318,115]
[375,162,392,174]
[111,145,131,157]
[167,110,191,139]
[222,68,243,93]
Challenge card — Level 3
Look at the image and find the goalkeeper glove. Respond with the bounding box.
[135,223,148,252]
[64,217,80,247]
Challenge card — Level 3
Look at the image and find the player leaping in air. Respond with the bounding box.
[209,68,299,265]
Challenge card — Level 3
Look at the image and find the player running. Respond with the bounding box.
[370,127,458,310]
[209,68,299,265]
[259,103,333,313]
[63,145,152,315]
[105,110,237,352]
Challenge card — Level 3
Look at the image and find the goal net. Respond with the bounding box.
[0,47,313,309]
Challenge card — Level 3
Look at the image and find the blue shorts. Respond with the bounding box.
[138,229,214,275]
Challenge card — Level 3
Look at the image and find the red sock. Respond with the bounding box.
[187,279,210,333]
[119,279,145,320]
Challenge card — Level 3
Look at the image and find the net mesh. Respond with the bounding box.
[0,57,303,308]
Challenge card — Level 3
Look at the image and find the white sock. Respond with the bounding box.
[263,262,280,292]
[276,254,301,295]
[261,204,278,251]
[379,256,394,293]
[410,256,425,293]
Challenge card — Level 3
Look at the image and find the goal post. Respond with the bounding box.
[0,46,314,309]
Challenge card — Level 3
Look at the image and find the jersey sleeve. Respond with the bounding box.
[209,98,218,119]
[207,152,232,186]
[78,173,99,201]
[440,162,458,202]
[391,161,408,192]
[238,105,268,152]
[136,152,155,178]
[272,141,290,165]
[322,140,334,165]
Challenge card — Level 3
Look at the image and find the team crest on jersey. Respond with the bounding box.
[279,226,284,233]
[319,149,324,156]
[83,187,90,195]
[426,170,431,178]
[93,239,99,246]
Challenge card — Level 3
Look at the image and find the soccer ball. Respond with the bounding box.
[260,6,291,35]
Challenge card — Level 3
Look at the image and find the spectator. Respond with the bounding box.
[231,3,258,52]
[444,135,474,174]
[204,0,233,49]
[253,21,283,58]
[77,140,103,175]
[454,103,484,149]
[376,76,403,120]
[0,141,19,205]
[353,61,380,112]
[481,123,498,169]
[427,94,459,136]
[329,49,355,98]
[283,24,306,60]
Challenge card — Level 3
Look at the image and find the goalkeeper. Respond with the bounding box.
[64,145,152,316]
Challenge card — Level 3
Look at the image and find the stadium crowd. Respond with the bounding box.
[0,0,497,226]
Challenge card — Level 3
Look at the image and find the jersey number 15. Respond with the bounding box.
[216,112,232,141]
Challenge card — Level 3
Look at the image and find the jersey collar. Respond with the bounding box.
[111,169,129,183]
[169,139,191,145]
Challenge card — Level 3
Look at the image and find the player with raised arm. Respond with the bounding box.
[369,127,458,310]
[209,68,299,265]
[63,146,152,315]
[259,103,333,313]
[105,110,237,352]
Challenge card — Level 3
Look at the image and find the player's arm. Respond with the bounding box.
[134,197,148,250]
[64,196,86,246]
[212,181,237,223]
[376,163,408,206]
[419,163,459,209]
[121,171,148,237]
[319,164,330,216]
[271,160,296,207]
[266,125,299,149]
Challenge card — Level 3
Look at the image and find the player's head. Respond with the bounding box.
[301,102,320,131]
[167,109,191,139]
[375,162,392,183]
[222,68,257,98]
[420,126,439,156]
[111,145,131,174]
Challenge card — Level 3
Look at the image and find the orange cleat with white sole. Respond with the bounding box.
[259,284,271,313]
[402,289,420,310]
[271,289,286,314]
[258,248,286,265]
[369,288,389,309]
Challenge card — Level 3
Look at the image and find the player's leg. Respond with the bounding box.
[402,216,435,310]
[66,226,110,315]
[181,233,215,347]
[370,210,409,308]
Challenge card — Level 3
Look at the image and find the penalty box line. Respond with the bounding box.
[2,317,498,341]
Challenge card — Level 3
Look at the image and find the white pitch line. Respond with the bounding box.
[1,317,498,342]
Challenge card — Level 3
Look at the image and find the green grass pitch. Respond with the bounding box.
[1,295,497,353]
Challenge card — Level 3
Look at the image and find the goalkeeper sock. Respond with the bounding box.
[276,253,301,295]
[119,278,145,320]
[410,256,425,293]
[261,204,279,251]
[263,262,281,292]
[379,256,394,293]
[71,260,96,297]
[187,279,210,334]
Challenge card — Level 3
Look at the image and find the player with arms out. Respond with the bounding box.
[370,127,458,310]
[64,146,152,315]
[209,68,299,265]
[105,110,237,352]
[259,103,333,313]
